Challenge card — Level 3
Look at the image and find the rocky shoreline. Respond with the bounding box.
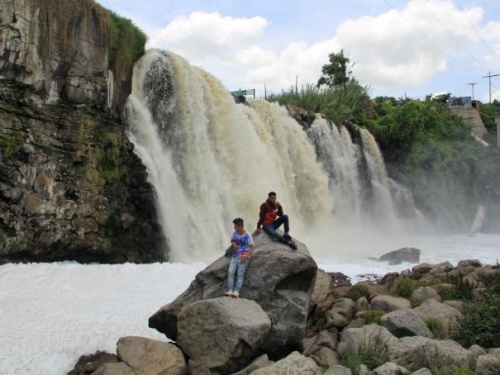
[68,235,500,375]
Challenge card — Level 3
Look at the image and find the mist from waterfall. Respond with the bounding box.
[125,50,332,262]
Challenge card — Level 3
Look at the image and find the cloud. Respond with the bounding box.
[243,0,486,93]
[146,0,493,97]
[335,0,483,88]
[148,11,268,63]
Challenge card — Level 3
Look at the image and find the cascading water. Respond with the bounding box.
[358,128,399,228]
[306,118,363,222]
[125,50,332,262]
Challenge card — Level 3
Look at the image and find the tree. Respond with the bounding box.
[317,49,353,88]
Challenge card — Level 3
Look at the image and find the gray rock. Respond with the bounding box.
[150,233,317,359]
[325,310,350,329]
[412,299,463,336]
[371,295,412,312]
[310,346,339,368]
[457,259,482,267]
[475,354,500,375]
[379,247,420,265]
[410,368,432,375]
[177,298,270,374]
[356,296,370,312]
[332,297,356,319]
[411,287,441,305]
[116,336,186,375]
[304,330,338,356]
[380,309,433,338]
[388,336,469,371]
[373,362,410,374]
[338,324,398,360]
[90,362,135,375]
[250,351,322,375]
[323,364,353,375]
[231,355,273,375]
[466,344,487,370]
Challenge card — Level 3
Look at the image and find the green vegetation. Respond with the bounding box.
[395,277,421,299]
[454,288,500,348]
[363,310,385,325]
[424,317,445,339]
[0,131,24,153]
[443,272,475,301]
[340,335,388,374]
[107,11,147,81]
[348,283,370,301]
[73,110,128,185]
[267,82,369,126]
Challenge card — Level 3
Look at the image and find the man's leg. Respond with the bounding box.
[263,223,289,244]
[234,262,248,293]
[227,257,238,292]
[273,214,290,234]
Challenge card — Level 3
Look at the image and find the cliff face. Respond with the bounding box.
[0,0,137,112]
[0,1,167,263]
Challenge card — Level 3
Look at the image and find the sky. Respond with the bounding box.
[97,0,500,102]
[1,233,500,374]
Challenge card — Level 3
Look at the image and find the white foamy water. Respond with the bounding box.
[0,233,499,375]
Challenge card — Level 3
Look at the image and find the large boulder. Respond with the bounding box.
[177,298,271,374]
[149,232,317,359]
[250,351,322,375]
[379,247,420,265]
[371,295,411,312]
[337,325,398,360]
[380,309,433,338]
[412,299,462,335]
[116,336,186,375]
[387,336,469,371]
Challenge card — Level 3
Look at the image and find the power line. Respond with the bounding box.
[482,72,500,103]
[453,0,496,57]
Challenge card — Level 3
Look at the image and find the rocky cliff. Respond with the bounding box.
[0,0,167,263]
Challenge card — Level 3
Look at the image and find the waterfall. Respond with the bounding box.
[306,118,362,221]
[358,128,399,227]
[106,70,114,110]
[125,50,332,262]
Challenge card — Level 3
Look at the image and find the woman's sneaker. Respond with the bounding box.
[231,291,240,298]
[288,240,297,250]
[224,291,233,297]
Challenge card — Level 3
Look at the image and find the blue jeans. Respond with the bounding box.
[263,214,290,244]
[227,256,248,293]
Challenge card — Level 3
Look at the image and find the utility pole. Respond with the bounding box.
[468,82,476,101]
[482,71,500,103]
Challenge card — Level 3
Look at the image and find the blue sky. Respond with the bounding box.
[98,0,500,102]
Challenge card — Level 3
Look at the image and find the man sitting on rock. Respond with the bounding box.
[225,217,254,298]
[255,191,297,250]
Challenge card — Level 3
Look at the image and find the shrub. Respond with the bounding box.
[453,289,500,348]
[339,335,388,374]
[396,277,421,299]
[348,284,370,301]
[363,310,385,325]
[424,317,445,339]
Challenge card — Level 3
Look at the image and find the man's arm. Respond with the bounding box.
[277,202,284,217]
[256,203,267,229]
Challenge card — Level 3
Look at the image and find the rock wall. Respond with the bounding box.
[0,0,167,263]
[0,0,131,112]
[0,90,167,263]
